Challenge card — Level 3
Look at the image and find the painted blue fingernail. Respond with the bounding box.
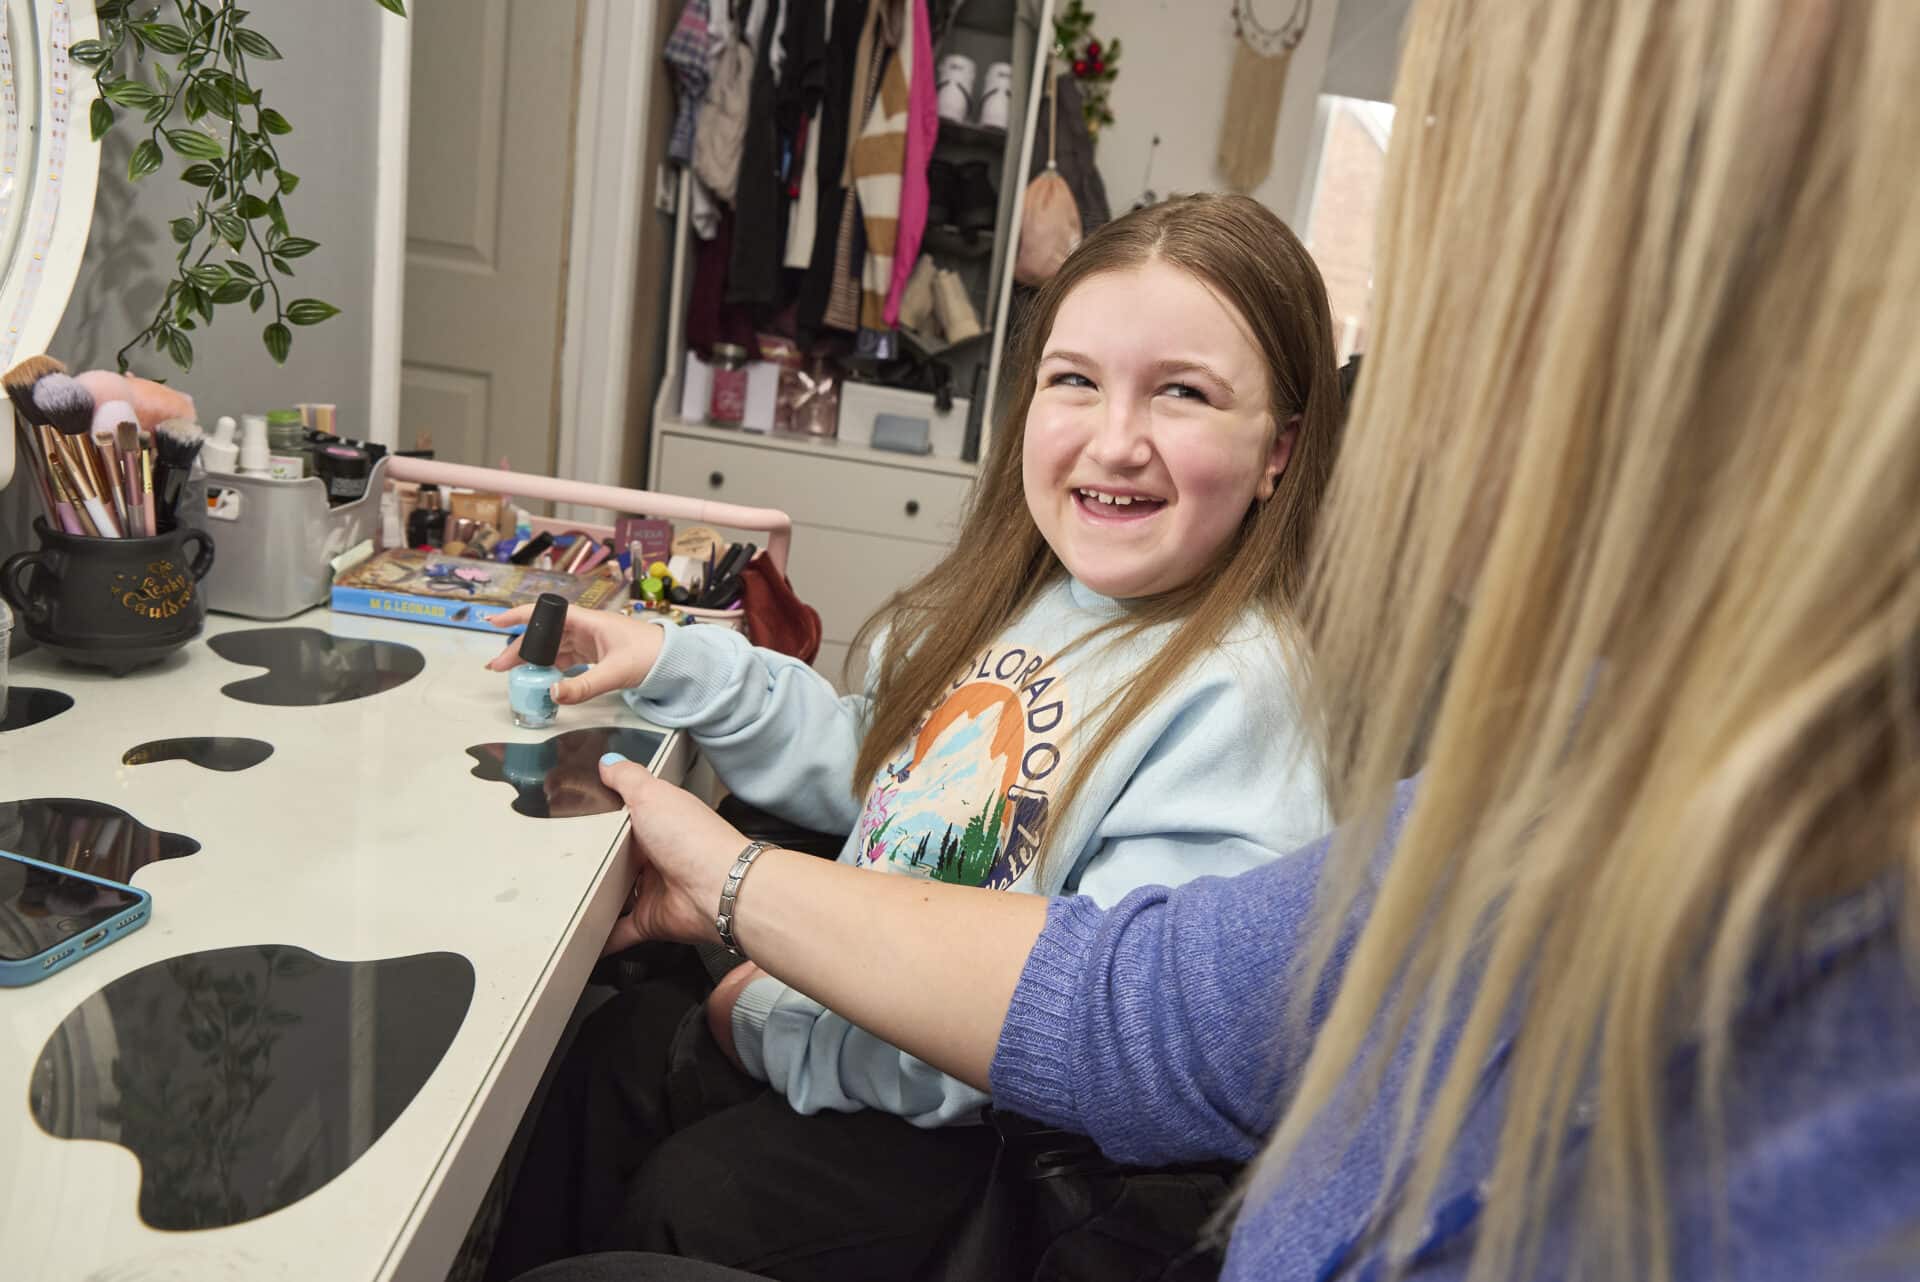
[600,752,629,767]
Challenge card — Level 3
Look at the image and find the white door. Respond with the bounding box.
[401,0,582,470]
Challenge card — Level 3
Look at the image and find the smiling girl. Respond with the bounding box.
[486,192,1343,1278]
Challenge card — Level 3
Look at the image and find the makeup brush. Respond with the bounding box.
[116,421,150,537]
[35,425,90,535]
[152,420,204,522]
[50,427,118,536]
[2,354,63,427]
[31,372,116,515]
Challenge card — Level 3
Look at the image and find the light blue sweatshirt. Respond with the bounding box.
[623,575,1330,1126]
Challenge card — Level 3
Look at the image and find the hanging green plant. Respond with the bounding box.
[71,0,408,374]
[1052,0,1119,137]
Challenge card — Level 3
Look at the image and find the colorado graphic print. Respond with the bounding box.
[855,643,1070,891]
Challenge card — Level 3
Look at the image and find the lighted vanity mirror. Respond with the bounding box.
[0,0,102,493]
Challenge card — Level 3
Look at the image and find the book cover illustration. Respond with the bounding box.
[331,549,627,632]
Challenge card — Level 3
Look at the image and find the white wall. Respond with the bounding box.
[1092,0,1343,226]
[48,0,389,436]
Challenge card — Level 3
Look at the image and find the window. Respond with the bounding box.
[1299,95,1395,362]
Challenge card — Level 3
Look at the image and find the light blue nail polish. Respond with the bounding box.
[600,752,629,767]
[506,593,567,728]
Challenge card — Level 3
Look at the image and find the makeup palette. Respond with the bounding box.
[30,945,474,1231]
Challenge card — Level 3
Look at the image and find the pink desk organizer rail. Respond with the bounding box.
[383,457,793,577]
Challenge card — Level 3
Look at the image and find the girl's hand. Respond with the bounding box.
[484,604,667,704]
[706,961,766,1071]
[597,753,754,955]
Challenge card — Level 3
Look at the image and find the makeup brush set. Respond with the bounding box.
[5,355,205,539]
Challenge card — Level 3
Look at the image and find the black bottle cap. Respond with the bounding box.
[518,593,569,668]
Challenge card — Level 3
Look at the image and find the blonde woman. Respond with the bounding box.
[503,0,1920,1279]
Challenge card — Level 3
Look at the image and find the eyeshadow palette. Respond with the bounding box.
[30,944,474,1231]
[465,726,667,818]
[208,628,425,707]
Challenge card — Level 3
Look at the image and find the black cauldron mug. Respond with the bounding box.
[2,519,216,674]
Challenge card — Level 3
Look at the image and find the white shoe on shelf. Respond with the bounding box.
[937,54,977,125]
[977,62,1012,130]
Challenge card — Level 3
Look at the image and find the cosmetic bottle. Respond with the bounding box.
[407,485,447,549]
[237,414,272,476]
[508,592,570,728]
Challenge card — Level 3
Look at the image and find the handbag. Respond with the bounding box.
[1015,70,1083,287]
[932,1108,1235,1281]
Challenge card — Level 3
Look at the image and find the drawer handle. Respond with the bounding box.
[708,471,725,489]
[904,499,920,517]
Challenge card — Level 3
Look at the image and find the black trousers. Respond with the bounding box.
[511,1255,769,1282]
[486,977,1000,1282]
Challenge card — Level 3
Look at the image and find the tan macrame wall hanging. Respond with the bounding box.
[1217,0,1313,193]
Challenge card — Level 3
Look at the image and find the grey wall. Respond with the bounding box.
[48,0,385,434]
[4,0,388,580]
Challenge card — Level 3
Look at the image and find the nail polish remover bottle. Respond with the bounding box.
[508,592,569,728]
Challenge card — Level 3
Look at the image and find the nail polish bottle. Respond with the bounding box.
[507,592,569,728]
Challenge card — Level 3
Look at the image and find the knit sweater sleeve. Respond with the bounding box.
[988,782,1416,1167]
[621,621,869,835]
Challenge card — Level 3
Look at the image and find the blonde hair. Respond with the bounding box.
[1258,1,1920,1279]
[850,194,1341,877]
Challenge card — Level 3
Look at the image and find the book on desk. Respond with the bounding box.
[331,549,628,633]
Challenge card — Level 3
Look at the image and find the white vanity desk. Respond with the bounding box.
[0,606,686,1281]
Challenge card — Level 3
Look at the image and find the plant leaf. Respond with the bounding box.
[263,321,291,363]
[128,140,164,181]
[259,107,292,135]
[170,217,199,244]
[273,236,318,259]
[101,79,161,109]
[239,194,271,220]
[70,39,114,67]
[164,128,226,161]
[212,280,252,304]
[232,28,282,60]
[226,258,258,280]
[277,169,300,194]
[267,195,289,234]
[90,98,114,142]
[135,22,192,54]
[285,298,339,326]
[271,256,293,276]
[212,211,247,247]
[187,264,230,291]
[180,162,221,187]
[374,0,407,15]
[169,330,196,371]
[250,287,266,312]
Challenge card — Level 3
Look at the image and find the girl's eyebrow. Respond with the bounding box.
[1041,349,1237,396]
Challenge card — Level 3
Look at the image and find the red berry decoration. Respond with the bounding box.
[1092,59,1105,73]
[1074,58,1088,75]
[1088,40,1101,56]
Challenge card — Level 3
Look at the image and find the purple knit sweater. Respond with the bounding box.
[989,785,1920,1280]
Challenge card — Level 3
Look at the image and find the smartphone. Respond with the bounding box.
[0,850,151,987]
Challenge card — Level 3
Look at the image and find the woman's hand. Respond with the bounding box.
[706,961,766,1071]
[484,603,667,704]
[597,753,754,956]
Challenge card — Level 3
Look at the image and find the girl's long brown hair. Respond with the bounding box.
[849,193,1342,878]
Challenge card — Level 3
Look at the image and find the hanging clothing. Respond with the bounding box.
[726,7,788,305]
[687,208,762,361]
[850,0,927,329]
[663,0,712,166]
[823,1,892,332]
[795,0,869,332]
[1032,73,1113,233]
[881,0,937,326]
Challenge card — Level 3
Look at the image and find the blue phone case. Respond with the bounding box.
[0,851,152,987]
